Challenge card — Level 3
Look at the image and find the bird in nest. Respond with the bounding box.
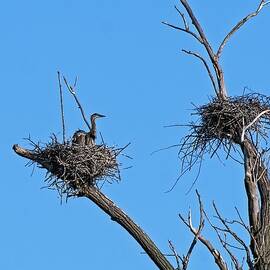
[72,113,105,146]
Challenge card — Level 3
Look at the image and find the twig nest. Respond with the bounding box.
[28,136,121,197]
[179,93,270,173]
[198,94,270,141]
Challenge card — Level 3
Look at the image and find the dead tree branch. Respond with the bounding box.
[179,0,227,100]
[217,1,270,59]
[164,0,270,101]
[63,76,91,130]
[12,144,174,270]
[57,71,66,143]
[179,191,228,270]
[241,109,270,142]
[182,49,218,96]
[211,203,254,270]
[168,240,181,269]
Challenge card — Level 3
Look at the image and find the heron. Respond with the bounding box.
[72,113,105,146]
[72,129,87,146]
[85,113,106,146]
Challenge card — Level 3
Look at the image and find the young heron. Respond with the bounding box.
[72,113,105,146]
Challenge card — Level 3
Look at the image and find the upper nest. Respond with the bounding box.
[179,93,270,172]
[28,136,121,198]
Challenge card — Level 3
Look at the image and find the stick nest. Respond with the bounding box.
[28,136,121,198]
[179,93,270,173]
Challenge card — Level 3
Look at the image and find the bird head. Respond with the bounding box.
[91,113,106,121]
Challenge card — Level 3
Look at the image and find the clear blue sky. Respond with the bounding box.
[2,1,270,269]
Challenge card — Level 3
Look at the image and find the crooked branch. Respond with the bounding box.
[63,76,91,130]
[241,109,270,142]
[217,0,270,59]
[182,49,218,96]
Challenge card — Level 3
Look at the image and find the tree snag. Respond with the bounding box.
[164,1,270,269]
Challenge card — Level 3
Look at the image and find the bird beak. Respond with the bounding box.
[99,114,106,118]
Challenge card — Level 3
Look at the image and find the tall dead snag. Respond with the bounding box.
[165,1,270,269]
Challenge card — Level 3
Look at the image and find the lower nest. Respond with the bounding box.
[29,137,120,197]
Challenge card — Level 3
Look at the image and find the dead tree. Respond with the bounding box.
[163,1,270,269]
[13,1,270,270]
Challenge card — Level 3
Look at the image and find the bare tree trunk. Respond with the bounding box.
[240,140,270,269]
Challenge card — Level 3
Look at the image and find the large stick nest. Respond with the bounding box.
[179,93,270,173]
[28,136,122,198]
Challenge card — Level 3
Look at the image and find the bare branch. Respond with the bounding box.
[217,0,270,59]
[212,203,254,270]
[168,240,181,269]
[178,0,227,99]
[181,191,204,269]
[63,76,91,130]
[179,191,228,270]
[161,21,202,44]
[57,71,66,143]
[182,49,218,96]
[175,5,189,30]
[241,110,270,142]
[179,0,215,58]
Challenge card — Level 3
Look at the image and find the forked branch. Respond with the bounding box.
[179,191,228,270]
[164,0,270,101]
[210,203,254,269]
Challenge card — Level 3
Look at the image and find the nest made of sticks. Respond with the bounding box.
[27,135,122,198]
[179,93,270,173]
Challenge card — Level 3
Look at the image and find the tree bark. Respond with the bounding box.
[240,140,270,270]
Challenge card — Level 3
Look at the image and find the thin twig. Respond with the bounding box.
[181,190,204,269]
[168,240,181,269]
[161,21,202,43]
[212,202,254,270]
[179,191,228,270]
[175,5,189,30]
[182,49,218,96]
[63,76,91,130]
[57,71,66,143]
[217,0,270,59]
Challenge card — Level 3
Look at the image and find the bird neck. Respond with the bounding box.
[90,117,97,139]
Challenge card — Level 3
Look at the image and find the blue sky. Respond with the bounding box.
[2,1,270,269]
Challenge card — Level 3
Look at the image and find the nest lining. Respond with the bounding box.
[28,136,121,198]
[179,93,270,173]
